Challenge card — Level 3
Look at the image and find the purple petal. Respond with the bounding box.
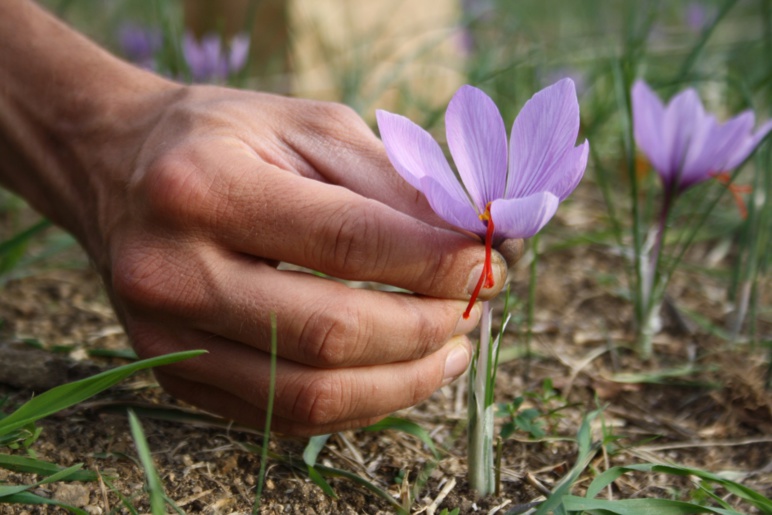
[446,85,508,212]
[228,33,251,73]
[420,177,486,236]
[632,80,669,178]
[376,109,472,210]
[679,112,754,188]
[662,87,704,180]
[724,117,772,170]
[506,79,582,199]
[489,192,560,239]
[541,140,589,201]
[182,32,206,81]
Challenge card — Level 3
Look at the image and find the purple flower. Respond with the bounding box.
[632,79,772,193]
[684,2,715,32]
[182,32,251,83]
[118,23,162,70]
[377,79,588,316]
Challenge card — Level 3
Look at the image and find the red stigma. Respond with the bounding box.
[463,208,495,319]
[711,172,752,219]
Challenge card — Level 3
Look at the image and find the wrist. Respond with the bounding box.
[0,1,182,261]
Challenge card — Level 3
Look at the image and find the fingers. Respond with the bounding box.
[497,238,525,269]
[144,329,472,435]
[155,372,383,436]
[135,144,508,302]
[113,240,478,366]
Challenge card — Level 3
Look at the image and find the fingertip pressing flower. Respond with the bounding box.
[377,79,588,317]
[632,79,772,204]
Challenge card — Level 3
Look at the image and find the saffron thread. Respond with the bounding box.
[464,211,495,319]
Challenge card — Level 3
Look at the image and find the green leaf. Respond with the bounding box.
[303,434,332,467]
[0,454,98,481]
[585,464,772,513]
[562,495,742,514]
[307,465,338,499]
[535,410,602,515]
[0,491,88,515]
[0,220,51,275]
[0,350,205,437]
[0,463,86,498]
[364,416,440,459]
[302,434,338,499]
[128,410,167,515]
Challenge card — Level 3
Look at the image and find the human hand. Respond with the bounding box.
[0,1,519,436]
[93,85,527,435]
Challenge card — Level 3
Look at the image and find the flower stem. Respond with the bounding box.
[468,301,494,495]
[638,187,673,359]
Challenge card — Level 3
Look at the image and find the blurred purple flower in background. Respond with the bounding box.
[632,79,772,194]
[118,23,162,70]
[182,32,251,83]
[377,79,588,316]
[684,2,715,32]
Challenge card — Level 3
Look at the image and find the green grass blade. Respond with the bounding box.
[303,434,332,466]
[0,350,205,437]
[254,313,278,514]
[0,454,98,481]
[585,463,772,512]
[0,219,51,275]
[0,463,86,498]
[534,410,602,515]
[364,416,440,459]
[562,495,741,515]
[128,410,168,515]
[303,434,338,499]
[307,465,339,499]
[0,491,88,514]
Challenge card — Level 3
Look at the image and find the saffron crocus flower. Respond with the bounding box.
[377,79,588,316]
[182,32,251,83]
[632,79,772,194]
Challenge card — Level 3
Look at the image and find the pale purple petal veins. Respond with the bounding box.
[420,177,487,236]
[662,87,704,180]
[724,117,772,171]
[680,112,754,188]
[489,192,560,240]
[540,140,589,201]
[506,78,581,198]
[632,80,669,177]
[376,110,471,206]
[446,85,508,212]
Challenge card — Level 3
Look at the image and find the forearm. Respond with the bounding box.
[0,0,180,254]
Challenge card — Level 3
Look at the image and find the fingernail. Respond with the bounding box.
[466,262,505,297]
[442,339,471,386]
[454,304,480,335]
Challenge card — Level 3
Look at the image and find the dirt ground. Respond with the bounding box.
[0,187,771,514]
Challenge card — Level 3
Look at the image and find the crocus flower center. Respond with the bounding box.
[463,203,496,319]
[711,172,752,219]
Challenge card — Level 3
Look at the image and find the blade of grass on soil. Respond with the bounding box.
[128,409,181,515]
[0,350,205,438]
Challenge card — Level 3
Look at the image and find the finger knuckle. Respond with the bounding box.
[290,375,348,426]
[134,151,212,228]
[111,244,204,316]
[299,300,367,367]
[315,202,389,278]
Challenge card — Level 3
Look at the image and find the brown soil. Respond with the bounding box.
[0,191,771,514]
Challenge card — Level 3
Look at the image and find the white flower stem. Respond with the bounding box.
[468,301,494,495]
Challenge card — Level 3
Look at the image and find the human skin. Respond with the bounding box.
[0,1,522,436]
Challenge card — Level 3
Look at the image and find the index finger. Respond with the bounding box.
[143,142,508,301]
